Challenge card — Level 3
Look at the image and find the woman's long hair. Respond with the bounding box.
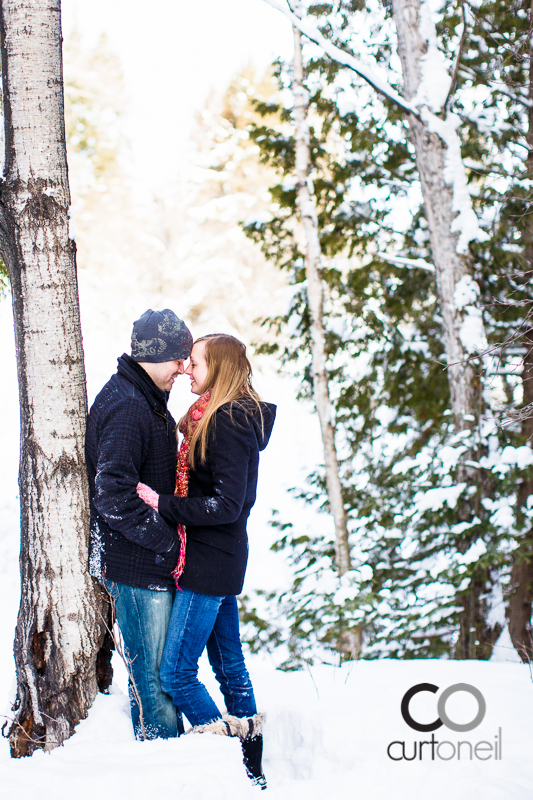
[181,334,263,467]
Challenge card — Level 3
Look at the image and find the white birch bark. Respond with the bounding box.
[0,0,109,756]
[389,0,493,658]
[292,25,352,579]
[390,0,482,437]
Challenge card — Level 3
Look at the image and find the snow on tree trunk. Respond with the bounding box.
[390,0,499,659]
[291,26,353,580]
[0,0,110,757]
[387,0,508,661]
[390,0,483,440]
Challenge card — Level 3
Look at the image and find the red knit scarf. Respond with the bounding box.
[171,390,211,587]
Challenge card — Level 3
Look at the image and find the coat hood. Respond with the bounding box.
[229,400,276,451]
[255,402,276,451]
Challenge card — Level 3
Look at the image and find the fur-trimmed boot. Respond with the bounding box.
[186,712,267,789]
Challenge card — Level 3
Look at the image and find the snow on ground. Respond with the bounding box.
[1,297,533,798]
[1,655,533,799]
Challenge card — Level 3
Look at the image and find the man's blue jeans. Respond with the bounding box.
[103,579,183,739]
[160,589,257,728]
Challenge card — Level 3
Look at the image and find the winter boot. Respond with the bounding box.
[241,731,267,790]
[186,712,267,788]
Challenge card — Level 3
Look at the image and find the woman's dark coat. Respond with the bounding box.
[158,400,276,596]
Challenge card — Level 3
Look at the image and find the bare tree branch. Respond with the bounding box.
[96,591,147,741]
[444,2,468,113]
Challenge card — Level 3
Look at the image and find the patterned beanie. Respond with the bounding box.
[131,309,193,363]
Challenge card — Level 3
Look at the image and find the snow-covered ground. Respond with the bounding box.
[1,654,532,799]
[1,294,533,798]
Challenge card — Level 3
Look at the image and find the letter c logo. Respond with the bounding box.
[401,683,442,732]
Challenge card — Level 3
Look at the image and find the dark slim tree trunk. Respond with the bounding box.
[506,0,533,661]
[507,340,533,659]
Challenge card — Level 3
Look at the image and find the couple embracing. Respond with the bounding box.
[86,309,276,788]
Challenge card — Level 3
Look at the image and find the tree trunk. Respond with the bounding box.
[391,0,495,658]
[507,3,533,654]
[505,340,533,659]
[0,0,110,757]
[391,0,480,439]
[292,25,352,578]
[292,25,360,659]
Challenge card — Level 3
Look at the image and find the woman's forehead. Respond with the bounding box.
[191,340,207,358]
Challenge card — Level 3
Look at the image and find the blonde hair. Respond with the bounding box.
[181,334,262,467]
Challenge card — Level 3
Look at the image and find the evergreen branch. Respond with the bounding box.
[262,0,419,117]
[462,158,514,177]
[490,86,533,109]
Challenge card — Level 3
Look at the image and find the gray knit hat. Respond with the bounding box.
[131,309,193,363]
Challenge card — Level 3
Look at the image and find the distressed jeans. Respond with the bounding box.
[103,579,184,739]
[160,589,257,728]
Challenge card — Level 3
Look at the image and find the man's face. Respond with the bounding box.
[139,359,186,392]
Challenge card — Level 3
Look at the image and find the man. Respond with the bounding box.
[86,308,193,740]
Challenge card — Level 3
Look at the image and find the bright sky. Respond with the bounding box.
[62,0,293,192]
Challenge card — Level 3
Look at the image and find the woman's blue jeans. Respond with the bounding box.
[103,579,183,740]
[160,589,257,727]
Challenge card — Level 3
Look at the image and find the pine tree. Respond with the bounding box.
[446,0,533,658]
[242,0,533,666]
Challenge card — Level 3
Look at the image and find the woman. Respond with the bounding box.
[136,333,275,788]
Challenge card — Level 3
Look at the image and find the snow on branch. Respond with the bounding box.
[413,0,454,112]
[376,252,435,272]
[262,0,418,115]
[263,0,488,252]
[443,1,467,112]
[415,0,488,253]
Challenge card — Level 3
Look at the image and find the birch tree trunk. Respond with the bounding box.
[292,25,352,579]
[391,0,479,438]
[292,24,361,658]
[0,0,110,757]
[390,0,497,658]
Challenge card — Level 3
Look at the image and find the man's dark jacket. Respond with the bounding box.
[86,354,180,590]
[158,400,276,596]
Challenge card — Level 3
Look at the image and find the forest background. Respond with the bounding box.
[1,0,532,694]
[2,0,533,795]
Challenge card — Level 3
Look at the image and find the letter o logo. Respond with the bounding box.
[437,683,486,732]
